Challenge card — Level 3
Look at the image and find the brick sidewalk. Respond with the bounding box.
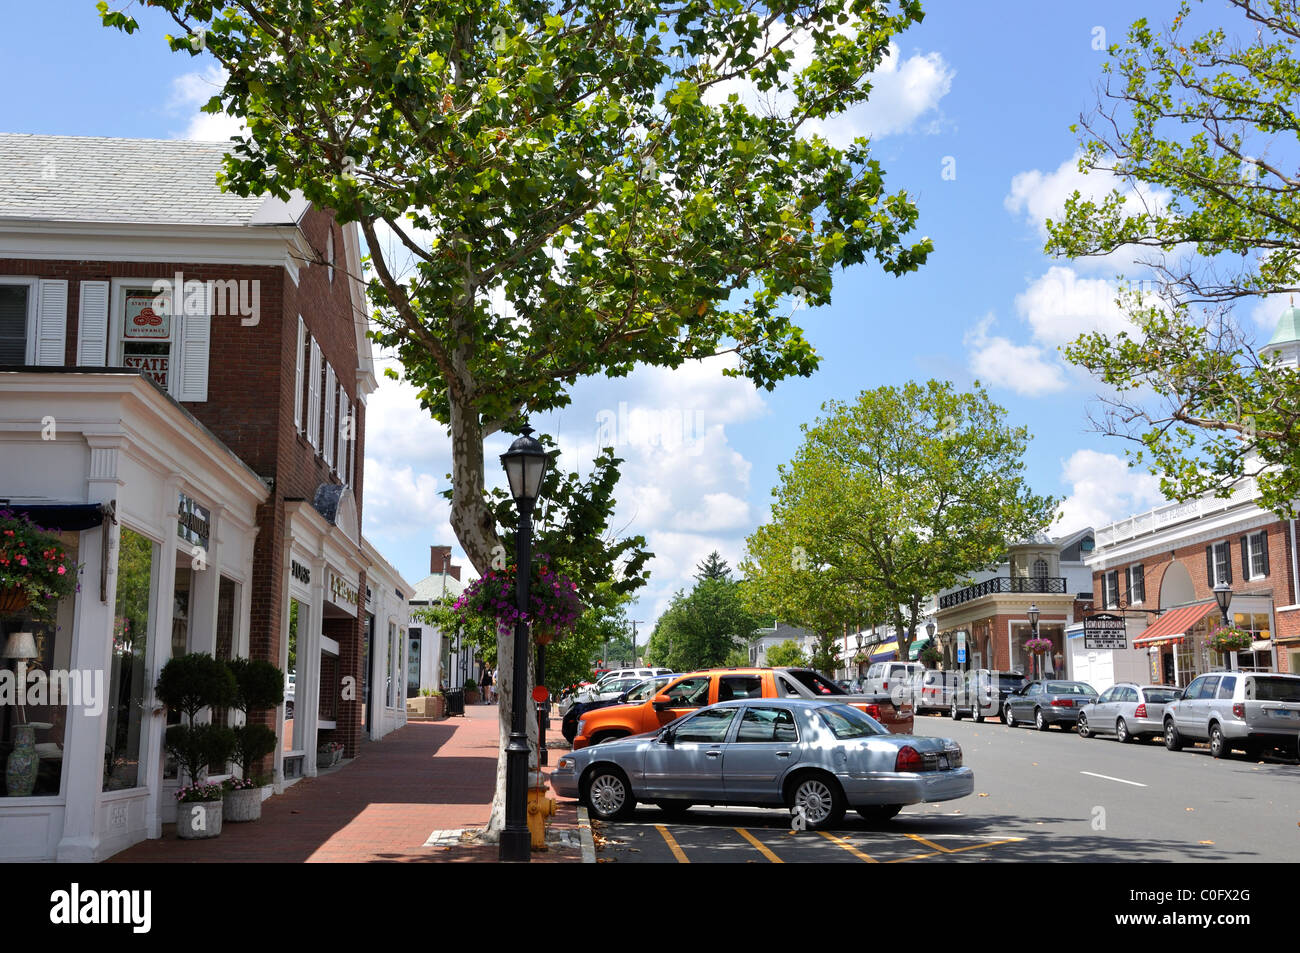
[109,703,583,863]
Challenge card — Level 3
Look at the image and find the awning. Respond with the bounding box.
[0,500,110,532]
[1133,600,1218,648]
[908,638,932,661]
[867,641,897,662]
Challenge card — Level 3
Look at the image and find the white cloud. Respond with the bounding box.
[1004,154,1168,271]
[964,314,1068,396]
[1054,450,1165,537]
[168,66,245,141]
[1014,266,1136,348]
[701,26,954,146]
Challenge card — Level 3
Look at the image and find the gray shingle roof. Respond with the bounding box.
[0,133,270,226]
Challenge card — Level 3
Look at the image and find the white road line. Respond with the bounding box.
[1080,770,1147,787]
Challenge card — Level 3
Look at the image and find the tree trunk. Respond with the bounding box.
[446,401,537,839]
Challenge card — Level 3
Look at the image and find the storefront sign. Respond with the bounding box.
[124,289,172,340]
[1084,613,1128,650]
[328,571,359,608]
[122,354,169,385]
[176,493,211,549]
[291,559,311,585]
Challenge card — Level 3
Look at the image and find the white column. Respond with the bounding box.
[303,556,326,775]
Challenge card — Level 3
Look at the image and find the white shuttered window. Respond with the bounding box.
[307,337,322,448]
[294,316,306,430]
[77,281,110,366]
[323,363,337,469]
[34,279,68,367]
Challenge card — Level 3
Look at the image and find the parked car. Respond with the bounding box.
[572,667,913,749]
[949,670,1027,722]
[907,669,960,714]
[864,661,924,695]
[1162,672,1300,759]
[1002,680,1099,731]
[551,698,973,828]
[561,674,678,744]
[1077,683,1180,743]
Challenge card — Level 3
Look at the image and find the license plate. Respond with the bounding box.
[938,755,949,770]
[1269,709,1298,719]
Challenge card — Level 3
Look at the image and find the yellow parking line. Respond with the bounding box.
[655,825,690,863]
[817,830,879,863]
[736,828,784,863]
[905,833,953,853]
[941,837,1025,853]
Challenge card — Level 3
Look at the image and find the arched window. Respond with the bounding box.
[1033,557,1049,579]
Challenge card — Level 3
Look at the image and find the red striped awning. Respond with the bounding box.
[1133,600,1218,648]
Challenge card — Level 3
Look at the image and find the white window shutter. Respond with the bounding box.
[76,281,110,366]
[294,316,306,430]
[175,284,210,402]
[34,279,68,366]
[308,337,322,448]
[324,363,337,469]
[337,389,350,481]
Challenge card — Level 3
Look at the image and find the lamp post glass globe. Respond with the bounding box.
[1213,582,1233,625]
[499,425,549,505]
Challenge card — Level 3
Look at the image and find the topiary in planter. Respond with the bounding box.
[156,654,238,786]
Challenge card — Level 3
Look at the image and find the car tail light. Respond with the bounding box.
[882,682,888,690]
[1135,703,1147,718]
[863,704,882,719]
[1232,703,1245,719]
[1051,699,1074,707]
[895,745,923,772]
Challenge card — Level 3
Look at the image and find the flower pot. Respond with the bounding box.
[223,786,262,822]
[176,800,223,839]
[6,724,38,796]
[465,690,481,705]
[0,586,29,614]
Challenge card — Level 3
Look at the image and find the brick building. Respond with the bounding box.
[0,134,410,860]
[1083,306,1300,687]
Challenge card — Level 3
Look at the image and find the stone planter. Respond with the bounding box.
[223,786,261,822]
[464,690,481,705]
[176,800,223,839]
[407,696,445,718]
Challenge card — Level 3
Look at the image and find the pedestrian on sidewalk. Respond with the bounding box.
[481,668,493,704]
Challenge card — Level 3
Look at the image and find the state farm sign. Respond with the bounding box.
[123,290,172,340]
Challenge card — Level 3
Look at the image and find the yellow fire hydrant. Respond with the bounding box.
[527,770,556,850]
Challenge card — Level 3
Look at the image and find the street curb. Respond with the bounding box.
[577,806,596,864]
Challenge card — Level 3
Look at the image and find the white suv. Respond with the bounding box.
[864,661,924,695]
[1164,672,1300,759]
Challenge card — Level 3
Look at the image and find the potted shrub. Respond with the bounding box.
[155,653,236,839]
[224,658,283,822]
[463,677,480,706]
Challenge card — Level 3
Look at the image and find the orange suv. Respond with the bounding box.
[571,667,913,748]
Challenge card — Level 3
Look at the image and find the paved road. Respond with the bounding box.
[591,713,1300,863]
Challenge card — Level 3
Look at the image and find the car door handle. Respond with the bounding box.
[775,751,790,758]
[706,750,722,758]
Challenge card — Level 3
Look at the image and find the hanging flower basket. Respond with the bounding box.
[451,555,582,641]
[1209,625,1253,654]
[0,509,79,621]
[1024,637,1054,655]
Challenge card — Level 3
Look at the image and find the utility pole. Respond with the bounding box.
[630,620,645,667]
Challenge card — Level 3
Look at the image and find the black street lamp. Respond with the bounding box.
[499,424,549,863]
[1213,582,1235,671]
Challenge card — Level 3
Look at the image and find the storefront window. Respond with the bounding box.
[0,533,77,798]
[163,564,194,779]
[105,528,155,792]
[118,286,173,390]
[285,599,302,752]
[1231,611,1273,672]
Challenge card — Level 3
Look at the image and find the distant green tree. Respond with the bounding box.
[645,578,759,672]
[764,639,808,668]
[694,551,732,582]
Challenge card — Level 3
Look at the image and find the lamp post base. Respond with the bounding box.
[499,827,531,862]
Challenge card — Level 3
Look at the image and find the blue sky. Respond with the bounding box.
[2,2,1278,628]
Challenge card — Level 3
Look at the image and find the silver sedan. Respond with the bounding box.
[549,698,974,830]
[1077,683,1180,743]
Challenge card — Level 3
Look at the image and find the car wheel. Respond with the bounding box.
[1035,708,1049,731]
[1209,724,1227,759]
[950,701,962,721]
[1116,718,1133,744]
[1004,705,1017,728]
[1077,713,1091,738]
[1164,718,1183,752]
[972,706,985,723]
[856,804,903,824]
[789,773,846,831]
[584,767,635,821]
[590,731,627,746]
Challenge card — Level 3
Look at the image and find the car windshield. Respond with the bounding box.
[1249,677,1300,703]
[623,678,665,702]
[1047,682,1095,695]
[816,704,886,739]
[1143,688,1179,704]
[788,670,847,695]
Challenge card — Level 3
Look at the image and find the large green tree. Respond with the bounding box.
[746,381,1057,665]
[1048,0,1300,515]
[102,0,932,831]
[645,577,760,672]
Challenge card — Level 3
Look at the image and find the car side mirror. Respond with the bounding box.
[652,693,673,711]
[658,728,675,745]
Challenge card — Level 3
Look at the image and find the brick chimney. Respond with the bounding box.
[430,545,461,581]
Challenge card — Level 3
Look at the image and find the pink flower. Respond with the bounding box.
[57,565,66,575]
